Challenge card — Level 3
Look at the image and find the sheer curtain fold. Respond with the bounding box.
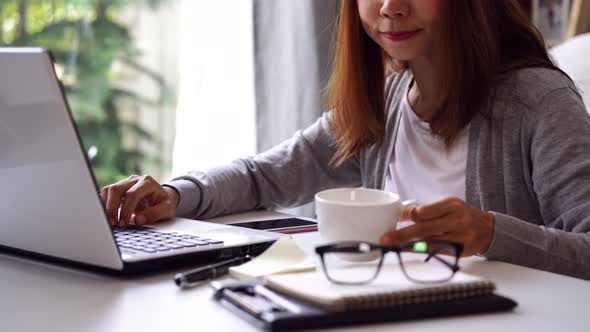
[172,0,339,217]
[172,0,256,177]
[253,0,339,216]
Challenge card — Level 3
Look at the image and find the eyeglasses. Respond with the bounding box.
[315,240,463,285]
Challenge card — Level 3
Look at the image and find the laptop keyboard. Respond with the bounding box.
[112,226,223,254]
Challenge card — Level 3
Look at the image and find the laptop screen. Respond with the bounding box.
[0,48,123,269]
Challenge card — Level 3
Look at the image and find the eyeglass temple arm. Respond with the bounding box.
[424,252,460,272]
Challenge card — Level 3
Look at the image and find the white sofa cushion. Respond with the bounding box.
[551,32,590,108]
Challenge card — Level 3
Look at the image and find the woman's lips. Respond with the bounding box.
[382,30,420,42]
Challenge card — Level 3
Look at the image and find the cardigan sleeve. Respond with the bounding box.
[164,112,362,219]
[484,86,590,279]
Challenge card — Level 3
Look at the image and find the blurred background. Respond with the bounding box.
[0,0,588,216]
[0,0,260,189]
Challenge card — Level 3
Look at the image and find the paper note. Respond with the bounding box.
[229,237,316,280]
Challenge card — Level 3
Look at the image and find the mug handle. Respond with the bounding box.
[401,200,420,220]
[402,199,420,209]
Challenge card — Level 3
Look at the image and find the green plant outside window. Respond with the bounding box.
[0,0,172,188]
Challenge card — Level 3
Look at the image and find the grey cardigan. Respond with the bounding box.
[167,68,590,280]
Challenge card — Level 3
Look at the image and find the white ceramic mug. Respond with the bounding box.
[315,188,418,247]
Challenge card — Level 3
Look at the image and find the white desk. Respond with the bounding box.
[1,213,589,332]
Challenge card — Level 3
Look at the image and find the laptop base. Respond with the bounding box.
[0,240,274,276]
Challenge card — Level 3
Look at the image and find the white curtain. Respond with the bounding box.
[253,0,340,216]
[126,1,181,181]
[171,0,256,176]
[171,0,339,217]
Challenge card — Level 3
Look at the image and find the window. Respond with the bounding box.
[0,0,256,187]
[172,0,256,176]
[1,0,173,188]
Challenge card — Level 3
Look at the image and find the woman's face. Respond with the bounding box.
[357,0,445,61]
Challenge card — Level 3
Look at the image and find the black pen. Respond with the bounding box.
[174,255,252,289]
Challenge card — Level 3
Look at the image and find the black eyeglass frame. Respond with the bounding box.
[315,240,464,285]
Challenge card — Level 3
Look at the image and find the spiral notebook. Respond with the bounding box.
[212,278,516,331]
[263,264,496,312]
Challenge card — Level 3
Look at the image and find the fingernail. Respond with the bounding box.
[136,214,146,225]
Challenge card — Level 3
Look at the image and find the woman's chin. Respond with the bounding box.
[381,47,424,63]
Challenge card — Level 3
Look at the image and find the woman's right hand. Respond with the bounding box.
[100,175,180,227]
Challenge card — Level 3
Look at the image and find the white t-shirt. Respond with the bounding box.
[383,90,469,204]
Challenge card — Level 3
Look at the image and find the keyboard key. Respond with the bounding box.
[177,241,198,247]
[112,226,223,253]
[120,248,138,255]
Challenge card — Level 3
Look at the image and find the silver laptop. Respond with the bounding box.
[0,48,284,274]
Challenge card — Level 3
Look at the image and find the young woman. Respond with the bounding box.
[100,1,590,280]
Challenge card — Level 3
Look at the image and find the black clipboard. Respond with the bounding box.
[211,280,518,331]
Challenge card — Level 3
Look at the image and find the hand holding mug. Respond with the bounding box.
[379,197,495,256]
[100,175,180,227]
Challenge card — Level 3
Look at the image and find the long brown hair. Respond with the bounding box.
[327,0,564,166]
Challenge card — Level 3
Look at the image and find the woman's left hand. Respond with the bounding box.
[379,197,495,256]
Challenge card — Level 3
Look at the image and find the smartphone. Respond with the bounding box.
[230,217,317,234]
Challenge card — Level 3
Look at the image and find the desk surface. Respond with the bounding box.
[1,213,589,332]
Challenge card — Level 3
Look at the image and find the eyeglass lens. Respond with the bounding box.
[399,242,458,283]
[321,241,458,284]
[322,243,383,284]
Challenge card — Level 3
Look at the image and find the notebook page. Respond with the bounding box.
[264,263,494,311]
